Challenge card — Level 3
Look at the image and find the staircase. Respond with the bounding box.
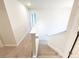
[30,28,62,58]
[38,44,62,58]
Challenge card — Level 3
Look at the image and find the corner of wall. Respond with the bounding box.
[48,42,68,58]
[4,43,17,46]
[16,31,30,46]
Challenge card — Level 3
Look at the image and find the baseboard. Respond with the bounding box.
[3,32,27,47]
[4,43,17,46]
[48,43,66,58]
[4,32,29,47]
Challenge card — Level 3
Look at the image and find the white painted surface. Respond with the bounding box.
[19,0,74,10]
[37,8,72,36]
[48,32,67,57]
[48,17,79,57]
[63,0,79,57]
[48,0,79,57]
[20,0,74,40]
[36,8,73,43]
[27,0,75,57]
[19,0,74,37]
[35,38,39,57]
[32,38,39,58]
[0,0,16,46]
[4,0,31,45]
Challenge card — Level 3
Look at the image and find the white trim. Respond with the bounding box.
[4,32,29,46]
[5,43,17,46]
[32,37,39,58]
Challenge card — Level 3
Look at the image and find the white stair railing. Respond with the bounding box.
[32,34,39,58]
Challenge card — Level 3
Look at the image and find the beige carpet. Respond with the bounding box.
[38,44,62,58]
[0,33,61,58]
[0,34,34,58]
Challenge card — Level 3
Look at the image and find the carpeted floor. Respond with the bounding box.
[0,34,34,58]
[38,44,62,58]
[0,33,61,58]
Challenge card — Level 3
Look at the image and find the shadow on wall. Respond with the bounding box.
[0,34,4,47]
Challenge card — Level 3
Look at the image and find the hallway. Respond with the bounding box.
[0,0,79,58]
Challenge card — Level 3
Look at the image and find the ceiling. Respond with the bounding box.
[19,0,74,10]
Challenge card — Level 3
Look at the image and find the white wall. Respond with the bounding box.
[36,0,74,42]
[64,0,79,57]
[48,0,79,57]
[48,32,68,57]
[37,8,72,36]
[4,0,31,45]
[0,0,16,46]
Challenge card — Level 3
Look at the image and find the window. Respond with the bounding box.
[31,11,37,27]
